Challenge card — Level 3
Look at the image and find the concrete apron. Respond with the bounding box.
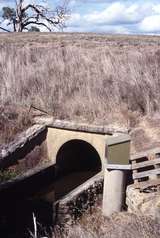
[102,168,126,216]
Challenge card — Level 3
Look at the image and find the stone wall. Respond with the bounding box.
[126,184,160,222]
[54,173,103,226]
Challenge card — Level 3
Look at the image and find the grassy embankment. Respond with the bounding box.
[1,33,160,153]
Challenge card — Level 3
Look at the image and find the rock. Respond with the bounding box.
[126,184,160,222]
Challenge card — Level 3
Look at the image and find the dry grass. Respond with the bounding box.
[1,33,160,148]
[53,208,160,238]
[0,104,32,144]
[67,213,160,238]
[26,200,160,238]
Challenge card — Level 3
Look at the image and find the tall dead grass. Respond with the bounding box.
[1,34,160,143]
[58,212,160,238]
[27,203,160,238]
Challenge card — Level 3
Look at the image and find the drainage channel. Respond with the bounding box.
[0,165,103,238]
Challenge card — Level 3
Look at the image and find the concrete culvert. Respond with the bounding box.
[54,139,102,199]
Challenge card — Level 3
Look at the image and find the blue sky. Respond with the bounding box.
[1,0,160,34]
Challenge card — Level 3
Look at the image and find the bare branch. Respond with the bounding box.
[0,0,69,32]
[23,4,45,13]
[0,26,11,32]
[22,4,63,25]
[24,21,52,32]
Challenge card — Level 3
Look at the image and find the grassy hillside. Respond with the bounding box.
[1,33,160,151]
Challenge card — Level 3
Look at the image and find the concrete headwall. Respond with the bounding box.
[46,127,109,168]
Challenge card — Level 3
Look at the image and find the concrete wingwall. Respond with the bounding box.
[46,127,110,169]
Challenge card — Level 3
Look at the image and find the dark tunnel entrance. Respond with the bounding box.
[54,139,102,199]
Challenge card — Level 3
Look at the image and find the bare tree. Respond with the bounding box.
[0,0,69,32]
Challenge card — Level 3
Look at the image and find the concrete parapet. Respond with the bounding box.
[34,117,129,135]
[0,125,47,169]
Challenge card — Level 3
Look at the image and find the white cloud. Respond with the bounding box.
[139,15,160,33]
[152,4,160,14]
[83,2,154,25]
[67,13,81,27]
[65,1,160,34]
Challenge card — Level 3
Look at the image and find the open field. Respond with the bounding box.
[1,33,160,152]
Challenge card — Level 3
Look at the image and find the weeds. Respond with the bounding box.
[28,201,160,238]
[31,209,160,238]
[53,211,160,238]
[0,168,17,182]
[1,34,160,143]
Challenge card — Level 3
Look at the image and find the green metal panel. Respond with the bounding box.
[106,135,130,165]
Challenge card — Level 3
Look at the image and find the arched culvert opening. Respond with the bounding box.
[54,139,102,199]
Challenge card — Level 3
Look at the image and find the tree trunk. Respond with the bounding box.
[15,0,23,32]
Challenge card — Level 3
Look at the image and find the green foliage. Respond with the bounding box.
[2,7,16,20]
[0,169,17,182]
[29,26,40,32]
